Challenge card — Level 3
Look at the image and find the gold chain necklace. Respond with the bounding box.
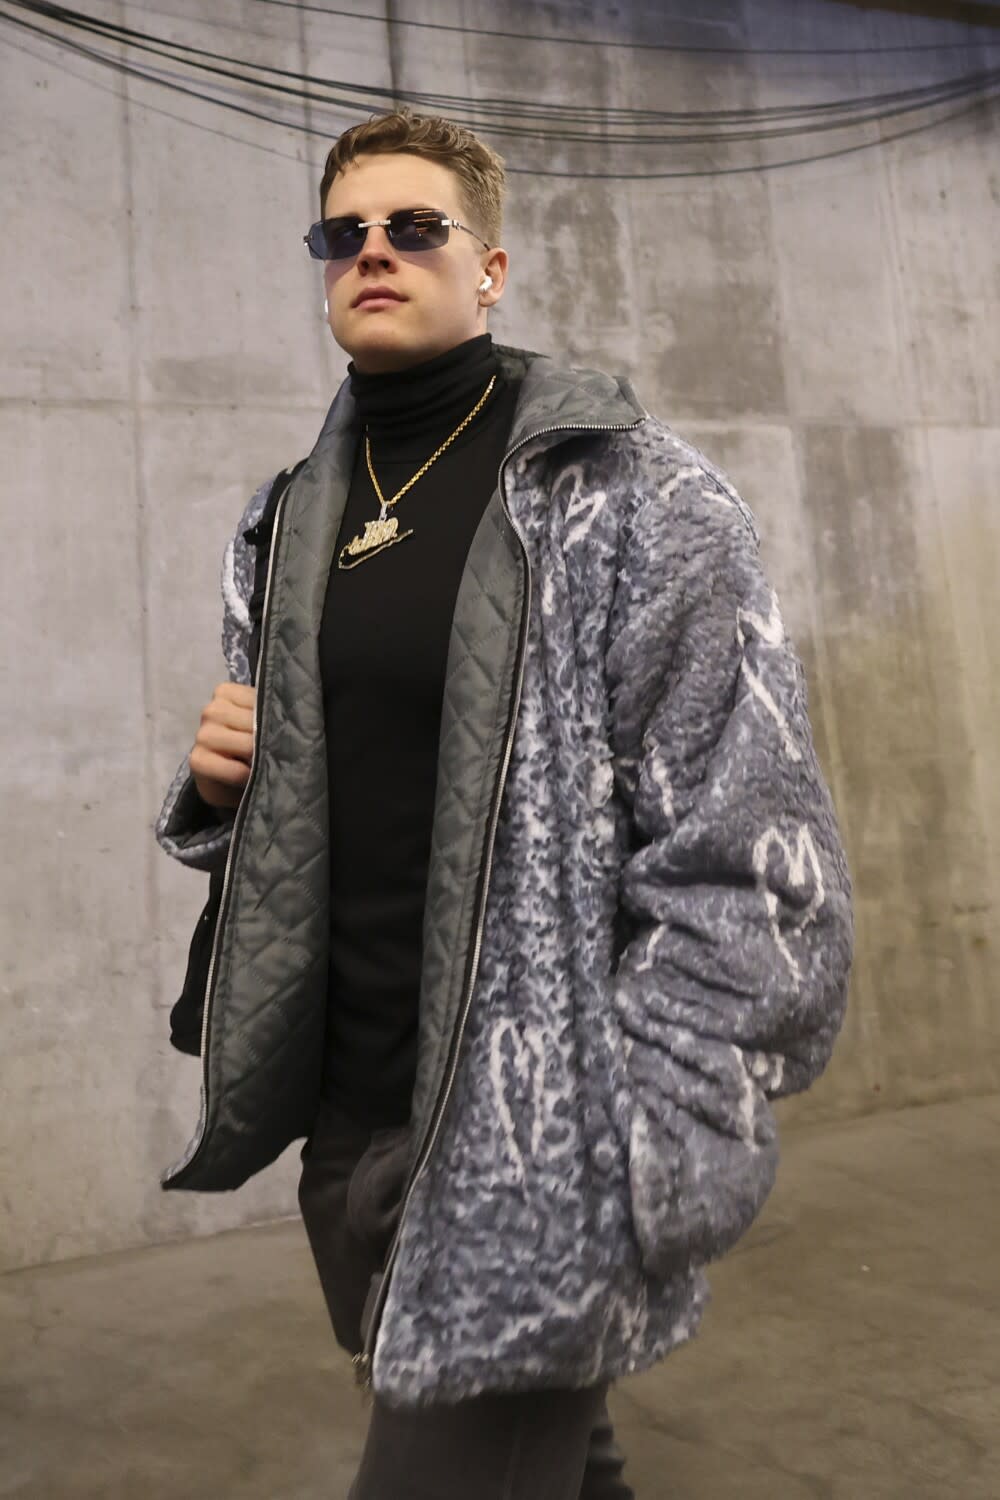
[337,374,498,570]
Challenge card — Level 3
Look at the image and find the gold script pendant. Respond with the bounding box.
[338,505,414,570]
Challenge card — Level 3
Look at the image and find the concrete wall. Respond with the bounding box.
[2,0,997,1271]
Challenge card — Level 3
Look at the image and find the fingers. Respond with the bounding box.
[194,685,255,772]
[189,743,251,789]
[215,681,256,709]
[188,682,257,795]
[203,692,255,735]
[194,714,253,758]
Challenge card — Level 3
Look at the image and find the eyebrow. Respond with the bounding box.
[327,203,443,219]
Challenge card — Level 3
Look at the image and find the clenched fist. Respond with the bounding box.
[189,682,256,810]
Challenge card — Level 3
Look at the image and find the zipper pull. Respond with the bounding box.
[352,1351,374,1403]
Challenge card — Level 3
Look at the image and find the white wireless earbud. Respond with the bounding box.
[323,297,329,318]
[479,275,493,293]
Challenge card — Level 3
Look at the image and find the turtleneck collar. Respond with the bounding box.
[348,333,500,444]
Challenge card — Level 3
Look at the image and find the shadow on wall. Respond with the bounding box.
[828,0,1000,25]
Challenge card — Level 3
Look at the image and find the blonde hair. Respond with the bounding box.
[318,109,506,248]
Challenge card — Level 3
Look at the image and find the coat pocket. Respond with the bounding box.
[619,1021,780,1278]
[345,1122,413,1261]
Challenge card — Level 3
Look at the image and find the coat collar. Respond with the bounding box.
[494,342,648,454]
[311,342,648,468]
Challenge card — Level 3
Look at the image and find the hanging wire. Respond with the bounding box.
[0,23,321,167]
[0,0,996,178]
[4,0,999,141]
[249,0,1000,56]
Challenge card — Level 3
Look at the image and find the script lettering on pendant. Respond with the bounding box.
[338,513,414,569]
[347,516,399,556]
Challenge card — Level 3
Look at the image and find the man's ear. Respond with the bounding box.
[479,247,509,305]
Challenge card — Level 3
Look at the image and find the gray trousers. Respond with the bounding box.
[297,1096,636,1500]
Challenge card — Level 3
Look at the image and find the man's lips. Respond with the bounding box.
[353,288,406,308]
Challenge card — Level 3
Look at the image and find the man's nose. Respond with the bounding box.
[357,225,396,271]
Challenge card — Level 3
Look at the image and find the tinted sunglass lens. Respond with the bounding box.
[306,213,449,259]
[306,221,353,259]
[326,220,365,260]
[390,211,449,251]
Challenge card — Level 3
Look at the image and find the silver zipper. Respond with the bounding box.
[353,413,647,1391]
[161,480,294,1187]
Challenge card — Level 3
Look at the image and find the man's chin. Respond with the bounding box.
[345,327,441,374]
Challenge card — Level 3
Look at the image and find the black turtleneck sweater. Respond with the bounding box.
[318,333,521,1128]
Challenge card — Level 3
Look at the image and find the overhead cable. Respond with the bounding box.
[0,0,996,179]
[5,0,998,144]
[250,0,1000,56]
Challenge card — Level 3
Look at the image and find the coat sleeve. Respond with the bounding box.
[605,456,854,1278]
[153,476,277,872]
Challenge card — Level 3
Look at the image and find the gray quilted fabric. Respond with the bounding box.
[154,343,853,1409]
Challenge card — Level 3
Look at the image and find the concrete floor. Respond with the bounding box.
[3,1094,998,1499]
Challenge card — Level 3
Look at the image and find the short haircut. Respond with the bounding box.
[318,108,506,248]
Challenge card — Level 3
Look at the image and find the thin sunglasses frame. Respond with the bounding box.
[303,207,492,261]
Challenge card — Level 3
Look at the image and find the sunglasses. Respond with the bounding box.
[303,207,492,262]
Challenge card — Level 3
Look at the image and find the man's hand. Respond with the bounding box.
[189,683,256,810]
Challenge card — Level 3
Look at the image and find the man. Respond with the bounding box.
[155,109,853,1498]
